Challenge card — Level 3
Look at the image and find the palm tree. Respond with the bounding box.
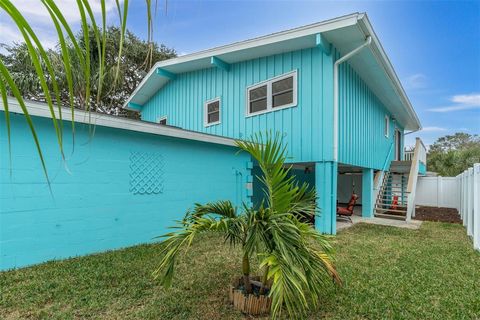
[154,133,341,319]
[0,0,155,182]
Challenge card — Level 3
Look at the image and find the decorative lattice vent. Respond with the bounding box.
[129,151,164,195]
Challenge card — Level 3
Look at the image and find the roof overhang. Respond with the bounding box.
[125,12,421,131]
[1,98,237,147]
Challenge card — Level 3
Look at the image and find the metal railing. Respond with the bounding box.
[404,150,414,161]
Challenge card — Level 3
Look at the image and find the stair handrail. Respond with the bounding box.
[372,141,396,216]
[406,137,424,221]
[382,140,395,173]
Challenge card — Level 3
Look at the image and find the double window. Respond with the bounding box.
[246,70,297,116]
[204,98,221,126]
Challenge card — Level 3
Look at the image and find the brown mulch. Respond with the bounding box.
[414,206,462,224]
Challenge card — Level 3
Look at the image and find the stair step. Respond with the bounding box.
[376,201,407,207]
[374,212,407,221]
[374,206,407,214]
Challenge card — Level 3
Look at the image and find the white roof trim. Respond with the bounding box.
[356,15,421,130]
[1,98,237,147]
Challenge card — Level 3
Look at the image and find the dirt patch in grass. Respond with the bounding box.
[414,206,462,223]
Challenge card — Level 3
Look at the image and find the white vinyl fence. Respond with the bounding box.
[415,176,459,209]
[458,164,480,251]
[414,164,479,251]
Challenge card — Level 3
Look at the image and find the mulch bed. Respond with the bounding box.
[414,206,462,224]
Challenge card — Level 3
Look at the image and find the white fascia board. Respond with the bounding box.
[1,98,237,147]
[123,13,361,108]
[357,14,422,131]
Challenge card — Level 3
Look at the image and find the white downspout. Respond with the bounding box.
[333,36,372,161]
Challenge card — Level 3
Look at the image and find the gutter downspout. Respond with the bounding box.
[333,36,372,161]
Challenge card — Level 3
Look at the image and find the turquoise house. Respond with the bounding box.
[1,13,427,270]
[125,13,425,235]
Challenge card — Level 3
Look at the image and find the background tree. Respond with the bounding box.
[0,26,176,118]
[427,133,480,176]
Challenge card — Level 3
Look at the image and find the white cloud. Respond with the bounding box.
[0,1,120,49]
[428,93,480,113]
[421,126,447,132]
[404,73,427,89]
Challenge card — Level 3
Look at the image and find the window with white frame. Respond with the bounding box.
[246,70,297,116]
[204,98,221,126]
[158,116,167,125]
[384,115,389,138]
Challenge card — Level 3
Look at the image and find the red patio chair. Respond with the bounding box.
[390,195,399,210]
[337,194,359,222]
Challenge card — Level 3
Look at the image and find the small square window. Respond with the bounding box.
[205,98,221,126]
[158,117,167,125]
[384,115,389,138]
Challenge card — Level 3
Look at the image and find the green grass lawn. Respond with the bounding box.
[1,222,479,319]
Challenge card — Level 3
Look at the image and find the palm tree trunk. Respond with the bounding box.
[242,253,252,294]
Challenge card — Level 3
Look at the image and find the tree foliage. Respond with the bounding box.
[427,133,480,176]
[0,26,176,117]
[154,133,341,319]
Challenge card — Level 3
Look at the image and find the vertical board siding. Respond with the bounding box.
[0,112,251,270]
[338,61,404,170]
[141,48,332,163]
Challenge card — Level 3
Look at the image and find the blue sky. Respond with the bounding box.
[1,0,479,147]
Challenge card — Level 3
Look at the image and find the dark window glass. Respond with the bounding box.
[208,101,219,113]
[206,100,220,124]
[272,76,293,108]
[250,99,267,113]
[249,85,268,114]
[273,91,293,108]
[272,77,293,94]
[208,112,219,123]
[249,85,267,101]
[159,118,167,125]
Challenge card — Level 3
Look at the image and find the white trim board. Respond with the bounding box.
[0,98,237,147]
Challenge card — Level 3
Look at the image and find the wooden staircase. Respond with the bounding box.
[373,138,427,221]
[374,162,411,220]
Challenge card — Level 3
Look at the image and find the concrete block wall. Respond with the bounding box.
[0,112,251,270]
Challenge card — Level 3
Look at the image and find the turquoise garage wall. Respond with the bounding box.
[0,112,251,270]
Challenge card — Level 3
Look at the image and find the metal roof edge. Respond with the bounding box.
[357,14,422,130]
[1,98,237,147]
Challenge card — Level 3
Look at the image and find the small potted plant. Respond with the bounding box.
[153,133,341,318]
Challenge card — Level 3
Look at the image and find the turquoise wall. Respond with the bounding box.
[338,61,404,170]
[141,48,335,163]
[419,162,427,175]
[0,112,251,270]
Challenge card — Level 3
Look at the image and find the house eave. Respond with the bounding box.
[124,12,421,131]
[1,98,237,147]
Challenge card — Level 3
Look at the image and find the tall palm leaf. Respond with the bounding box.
[0,0,153,183]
